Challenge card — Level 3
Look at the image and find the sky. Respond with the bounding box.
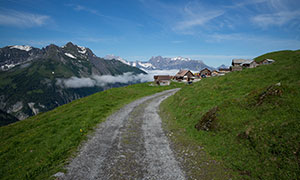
[0,0,299,67]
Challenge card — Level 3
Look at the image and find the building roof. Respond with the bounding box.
[265,59,275,62]
[154,75,171,80]
[200,68,211,73]
[175,70,193,77]
[232,59,253,64]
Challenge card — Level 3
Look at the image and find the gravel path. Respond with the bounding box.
[61,88,184,180]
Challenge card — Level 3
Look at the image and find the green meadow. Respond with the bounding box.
[0,82,183,180]
[160,50,300,179]
[1,50,299,180]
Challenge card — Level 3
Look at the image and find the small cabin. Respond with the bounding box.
[154,75,171,86]
[230,66,243,71]
[211,70,219,77]
[259,59,275,65]
[218,68,230,74]
[241,61,258,68]
[174,70,194,81]
[200,68,211,77]
[232,59,253,66]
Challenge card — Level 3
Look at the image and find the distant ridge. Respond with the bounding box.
[0,42,145,124]
[104,55,213,71]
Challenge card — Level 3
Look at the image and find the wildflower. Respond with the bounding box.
[80,129,83,133]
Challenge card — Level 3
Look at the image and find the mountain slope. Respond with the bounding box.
[0,42,145,123]
[160,50,300,179]
[0,82,183,180]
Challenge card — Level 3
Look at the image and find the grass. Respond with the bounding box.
[0,82,183,180]
[160,50,300,179]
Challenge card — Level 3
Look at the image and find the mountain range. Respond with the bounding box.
[0,42,145,124]
[104,55,213,71]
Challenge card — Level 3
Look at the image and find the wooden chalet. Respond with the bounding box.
[230,66,242,71]
[232,59,253,66]
[174,70,194,81]
[211,70,219,77]
[218,68,230,74]
[241,61,258,68]
[231,59,257,71]
[259,59,275,65]
[154,75,171,86]
[199,68,211,77]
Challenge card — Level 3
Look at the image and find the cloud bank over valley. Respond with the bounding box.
[56,70,179,88]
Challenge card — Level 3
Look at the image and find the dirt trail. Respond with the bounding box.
[61,88,184,180]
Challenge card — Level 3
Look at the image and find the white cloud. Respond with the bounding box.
[56,77,96,88]
[0,9,50,28]
[174,2,224,31]
[56,72,149,88]
[56,70,182,88]
[205,33,244,42]
[252,11,300,28]
[145,69,180,76]
[69,4,104,17]
[205,32,300,47]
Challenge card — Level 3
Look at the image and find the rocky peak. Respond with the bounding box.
[45,44,60,51]
[104,54,130,65]
[149,56,164,63]
[63,42,78,51]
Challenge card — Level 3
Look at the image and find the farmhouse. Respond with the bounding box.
[174,70,194,81]
[200,68,211,77]
[211,70,219,77]
[230,66,243,71]
[232,59,253,66]
[154,75,171,86]
[218,68,230,74]
[259,59,275,65]
[230,59,257,71]
[241,61,258,68]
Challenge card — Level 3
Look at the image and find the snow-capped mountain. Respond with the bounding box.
[10,45,32,51]
[104,55,157,70]
[103,54,212,71]
[0,42,145,124]
[0,42,93,71]
[170,56,191,61]
[106,55,212,71]
[104,54,130,66]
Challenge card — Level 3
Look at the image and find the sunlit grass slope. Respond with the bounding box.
[0,82,183,180]
[160,50,300,179]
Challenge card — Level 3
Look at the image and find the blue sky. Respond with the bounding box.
[0,0,299,67]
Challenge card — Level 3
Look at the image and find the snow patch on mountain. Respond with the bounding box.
[65,53,76,59]
[138,62,156,69]
[78,46,87,54]
[171,56,191,61]
[10,45,32,52]
[1,64,16,70]
[104,54,131,65]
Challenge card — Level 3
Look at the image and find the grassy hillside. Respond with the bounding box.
[0,82,183,180]
[160,50,300,179]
